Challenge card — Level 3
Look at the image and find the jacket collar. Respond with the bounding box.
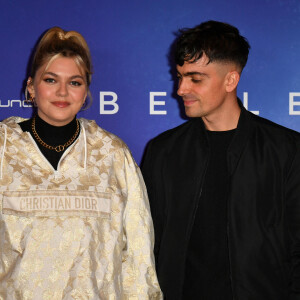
[196,99,253,175]
[227,100,253,175]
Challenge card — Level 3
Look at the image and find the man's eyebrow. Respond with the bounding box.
[185,71,208,77]
[177,71,208,77]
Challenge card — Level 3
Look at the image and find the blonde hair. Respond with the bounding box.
[29,27,93,107]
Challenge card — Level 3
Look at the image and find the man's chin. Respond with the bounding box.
[185,108,203,118]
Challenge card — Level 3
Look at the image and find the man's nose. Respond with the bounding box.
[177,78,190,96]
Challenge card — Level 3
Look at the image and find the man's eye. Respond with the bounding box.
[70,81,82,86]
[192,79,201,83]
[44,78,55,83]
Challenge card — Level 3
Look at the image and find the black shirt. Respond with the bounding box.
[183,129,235,299]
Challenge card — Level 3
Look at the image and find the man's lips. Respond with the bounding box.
[52,101,70,108]
[183,99,197,106]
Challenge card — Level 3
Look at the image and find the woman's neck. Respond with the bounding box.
[33,114,78,145]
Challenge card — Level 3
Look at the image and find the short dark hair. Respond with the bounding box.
[175,20,250,71]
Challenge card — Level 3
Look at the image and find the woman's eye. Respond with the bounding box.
[44,78,55,83]
[70,81,82,86]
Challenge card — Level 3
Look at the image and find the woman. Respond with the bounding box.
[0,27,162,299]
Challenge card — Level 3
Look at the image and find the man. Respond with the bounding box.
[142,20,300,299]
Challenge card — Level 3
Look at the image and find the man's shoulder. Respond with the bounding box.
[150,119,201,145]
[248,111,300,141]
[143,119,201,166]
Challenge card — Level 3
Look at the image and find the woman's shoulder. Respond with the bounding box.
[1,116,27,126]
[79,118,127,151]
[0,116,28,136]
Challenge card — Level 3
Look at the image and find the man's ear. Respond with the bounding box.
[225,71,240,93]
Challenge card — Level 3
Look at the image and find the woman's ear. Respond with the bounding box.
[27,77,35,98]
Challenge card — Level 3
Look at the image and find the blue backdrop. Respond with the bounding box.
[1,0,299,164]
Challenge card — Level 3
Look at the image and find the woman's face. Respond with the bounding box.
[28,56,87,126]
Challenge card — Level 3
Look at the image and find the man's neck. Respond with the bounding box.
[202,98,241,131]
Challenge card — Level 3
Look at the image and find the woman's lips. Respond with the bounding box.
[52,101,70,108]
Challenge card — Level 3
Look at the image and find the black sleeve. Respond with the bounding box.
[141,140,165,265]
[286,140,300,299]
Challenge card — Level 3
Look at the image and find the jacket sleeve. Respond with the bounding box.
[116,147,162,299]
[141,140,165,265]
[286,140,300,299]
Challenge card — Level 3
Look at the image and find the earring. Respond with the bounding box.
[25,78,35,103]
[29,94,35,103]
[81,99,88,110]
[25,86,35,103]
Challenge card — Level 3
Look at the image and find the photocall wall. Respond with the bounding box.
[1,0,299,164]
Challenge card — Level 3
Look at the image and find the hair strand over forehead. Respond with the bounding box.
[175,20,250,72]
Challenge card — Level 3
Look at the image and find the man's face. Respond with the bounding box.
[176,54,233,120]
